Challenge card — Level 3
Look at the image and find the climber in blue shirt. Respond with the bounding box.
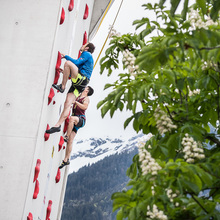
[64,51,93,80]
[46,42,95,134]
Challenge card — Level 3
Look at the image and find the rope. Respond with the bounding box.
[93,0,124,69]
[94,0,113,37]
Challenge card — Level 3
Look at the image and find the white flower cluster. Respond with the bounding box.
[122,49,139,76]
[188,8,218,30]
[138,141,161,176]
[201,60,218,70]
[188,86,200,96]
[151,185,155,195]
[182,133,205,163]
[154,107,177,135]
[146,205,168,220]
[108,25,121,38]
[166,188,178,202]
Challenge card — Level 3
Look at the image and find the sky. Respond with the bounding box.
[77,0,148,139]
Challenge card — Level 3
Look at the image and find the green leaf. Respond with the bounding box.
[133,17,150,30]
[127,89,133,110]
[170,0,181,16]
[116,209,123,220]
[210,0,220,21]
[126,163,137,179]
[181,0,189,20]
[124,115,134,129]
[160,146,169,157]
[114,89,125,106]
[194,166,213,187]
[187,77,195,89]
[159,0,166,8]
[128,208,136,220]
[104,83,114,90]
[101,102,112,118]
[110,106,117,118]
[132,100,137,114]
[133,118,140,132]
[176,77,185,90]
[97,99,106,109]
[196,0,207,15]
[143,3,153,10]
[181,178,200,194]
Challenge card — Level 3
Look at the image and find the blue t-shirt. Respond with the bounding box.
[65,51,94,80]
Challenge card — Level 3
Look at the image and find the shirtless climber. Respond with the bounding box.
[59,86,94,169]
[46,42,95,134]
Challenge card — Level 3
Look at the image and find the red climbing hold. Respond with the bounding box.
[27,212,33,220]
[56,51,62,71]
[63,117,69,134]
[54,51,62,85]
[33,159,41,183]
[83,4,89,19]
[33,179,39,199]
[63,111,71,134]
[60,7,65,25]
[58,136,64,152]
[83,31,87,45]
[48,88,55,105]
[44,124,50,141]
[55,168,61,183]
[78,50,81,58]
[46,200,52,220]
[68,0,74,11]
[63,146,65,150]
[53,69,60,85]
[53,100,56,105]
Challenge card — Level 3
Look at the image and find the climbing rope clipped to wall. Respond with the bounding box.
[93,0,124,69]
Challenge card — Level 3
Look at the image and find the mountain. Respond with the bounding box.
[60,134,147,220]
[61,148,139,220]
[68,134,144,173]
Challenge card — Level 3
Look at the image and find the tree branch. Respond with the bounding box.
[192,194,209,214]
[184,44,220,51]
[204,134,220,146]
[208,188,220,200]
[199,45,220,51]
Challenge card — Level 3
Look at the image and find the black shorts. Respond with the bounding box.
[72,115,86,133]
[68,72,89,97]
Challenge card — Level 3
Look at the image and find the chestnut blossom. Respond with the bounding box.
[137,138,161,176]
[182,133,205,163]
[166,188,178,203]
[188,8,218,30]
[146,205,168,220]
[188,86,200,96]
[151,186,155,195]
[154,106,177,135]
[108,25,121,38]
[122,49,139,76]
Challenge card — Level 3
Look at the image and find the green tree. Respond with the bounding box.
[98,0,220,219]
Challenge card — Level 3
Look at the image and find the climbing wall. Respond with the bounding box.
[0,0,101,219]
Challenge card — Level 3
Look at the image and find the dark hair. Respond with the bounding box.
[87,86,94,96]
[87,43,95,54]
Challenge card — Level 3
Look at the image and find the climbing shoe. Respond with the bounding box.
[52,84,65,93]
[46,125,61,134]
[64,135,69,142]
[59,159,70,169]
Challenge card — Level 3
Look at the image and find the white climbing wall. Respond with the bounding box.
[0,0,113,219]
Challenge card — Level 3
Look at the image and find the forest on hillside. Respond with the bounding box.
[61,148,138,220]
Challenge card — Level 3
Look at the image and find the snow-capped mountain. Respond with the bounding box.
[68,134,144,173]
